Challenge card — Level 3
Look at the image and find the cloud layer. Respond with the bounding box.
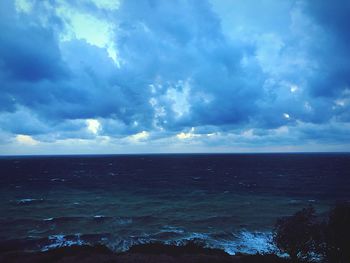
[0,0,349,154]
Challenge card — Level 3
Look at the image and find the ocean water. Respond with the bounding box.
[0,153,349,255]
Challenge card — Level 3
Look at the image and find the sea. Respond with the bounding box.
[0,153,349,255]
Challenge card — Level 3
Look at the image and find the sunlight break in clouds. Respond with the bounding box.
[16,135,39,146]
[56,0,119,64]
[86,119,101,135]
[130,131,149,142]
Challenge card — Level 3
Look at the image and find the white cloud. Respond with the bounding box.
[290,85,299,93]
[274,126,289,135]
[16,135,39,145]
[335,99,346,107]
[130,131,149,141]
[90,0,120,11]
[256,33,285,75]
[176,127,199,140]
[304,101,313,112]
[283,113,290,119]
[166,80,191,118]
[15,0,33,13]
[56,1,119,64]
[241,129,254,138]
[177,132,193,139]
[86,119,101,134]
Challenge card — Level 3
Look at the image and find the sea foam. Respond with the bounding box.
[41,234,86,251]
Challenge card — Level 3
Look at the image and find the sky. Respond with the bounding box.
[0,0,350,155]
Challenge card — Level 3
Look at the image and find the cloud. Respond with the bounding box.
[86,119,101,134]
[0,0,349,154]
[300,1,350,98]
[0,3,66,83]
[16,134,39,146]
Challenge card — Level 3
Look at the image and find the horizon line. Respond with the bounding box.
[1,151,349,157]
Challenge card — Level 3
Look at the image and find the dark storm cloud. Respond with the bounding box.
[299,122,350,144]
[0,0,349,152]
[115,0,265,130]
[0,1,66,83]
[0,24,66,82]
[0,1,66,113]
[303,0,350,98]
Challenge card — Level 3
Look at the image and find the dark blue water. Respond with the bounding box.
[0,153,349,254]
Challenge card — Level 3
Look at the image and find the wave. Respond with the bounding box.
[41,234,86,251]
[16,198,45,205]
[160,225,185,234]
[40,215,131,224]
[41,216,86,223]
[114,217,133,225]
[93,215,114,221]
[216,231,276,255]
[192,215,242,225]
[40,233,113,251]
[0,216,122,226]
[1,229,276,256]
[149,227,186,240]
[159,230,276,255]
[109,230,275,255]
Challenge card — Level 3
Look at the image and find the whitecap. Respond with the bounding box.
[17,198,44,204]
[161,225,185,234]
[218,231,276,255]
[41,234,86,251]
[115,217,133,225]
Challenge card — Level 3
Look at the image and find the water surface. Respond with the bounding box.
[0,153,349,254]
